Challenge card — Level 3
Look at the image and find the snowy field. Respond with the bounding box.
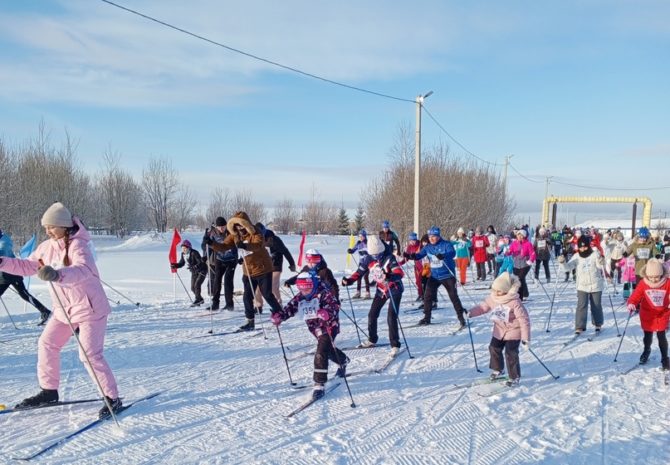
[2,232,670,464]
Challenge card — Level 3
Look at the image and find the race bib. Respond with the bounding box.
[298,298,320,321]
[429,255,444,268]
[645,289,667,307]
[475,240,484,248]
[369,263,386,283]
[664,246,670,254]
[489,304,510,323]
[636,248,650,259]
[537,240,546,249]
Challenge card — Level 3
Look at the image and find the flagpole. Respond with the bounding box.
[173,273,177,301]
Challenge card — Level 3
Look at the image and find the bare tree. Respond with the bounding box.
[233,189,265,224]
[142,157,179,233]
[170,185,197,231]
[205,187,232,224]
[273,197,298,233]
[98,149,144,237]
[362,126,515,241]
[301,184,338,234]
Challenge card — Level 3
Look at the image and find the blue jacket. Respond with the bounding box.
[414,239,457,281]
[0,233,15,258]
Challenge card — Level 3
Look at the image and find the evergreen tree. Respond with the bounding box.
[337,208,350,235]
[354,205,365,232]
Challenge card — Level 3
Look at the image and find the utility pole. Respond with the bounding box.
[502,154,514,195]
[414,90,433,235]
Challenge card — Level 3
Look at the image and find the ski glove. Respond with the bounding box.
[289,265,297,272]
[557,255,566,264]
[37,265,60,282]
[627,303,638,315]
[347,248,355,254]
[341,277,352,287]
[435,253,445,260]
[270,312,282,326]
[237,258,244,265]
[235,241,247,250]
[525,260,534,267]
[521,340,530,350]
[317,309,330,321]
[203,236,213,246]
[403,252,416,260]
[170,263,178,270]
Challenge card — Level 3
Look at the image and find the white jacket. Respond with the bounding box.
[560,251,606,293]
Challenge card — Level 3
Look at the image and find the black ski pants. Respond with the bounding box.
[242,272,282,319]
[643,330,669,363]
[190,271,206,301]
[423,276,465,325]
[534,257,551,281]
[489,336,521,380]
[314,333,347,384]
[513,266,531,299]
[476,262,487,280]
[367,291,402,348]
[0,279,49,314]
[210,260,236,307]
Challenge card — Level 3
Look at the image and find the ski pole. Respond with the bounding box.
[608,293,621,337]
[545,277,560,333]
[107,297,121,305]
[465,315,482,373]
[206,245,214,334]
[327,332,355,408]
[526,345,560,379]
[42,269,120,427]
[343,285,363,345]
[613,311,634,362]
[99,279,140,307]
[275,325,296,386]
[175,271,193,303]
[0,297,18,330]
[388,289,413,359]
[338,306,369,341]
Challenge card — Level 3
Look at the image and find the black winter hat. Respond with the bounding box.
[577,236,591,248]
[215,217,226,227]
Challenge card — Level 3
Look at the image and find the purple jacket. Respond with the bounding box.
[276,282,340,338]
[0,217,111,324]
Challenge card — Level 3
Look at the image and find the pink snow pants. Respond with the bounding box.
[37,315,119,398]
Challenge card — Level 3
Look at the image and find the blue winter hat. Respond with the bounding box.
[428,226,440,237]
[638,227,650,239]
[382,220,390,229]
[408,232,418,241]
[359,229,367,237]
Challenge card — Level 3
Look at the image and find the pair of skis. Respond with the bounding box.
[10,392,161,461]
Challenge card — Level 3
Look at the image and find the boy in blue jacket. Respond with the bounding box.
[405,226,466,327]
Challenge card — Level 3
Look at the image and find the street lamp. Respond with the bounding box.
[414,91,433,235]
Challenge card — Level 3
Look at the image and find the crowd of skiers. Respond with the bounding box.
[3,204,670,405]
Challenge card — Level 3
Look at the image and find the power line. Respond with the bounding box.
[99,0,415,103]
[509,162,670,191]
[422,105,502,166]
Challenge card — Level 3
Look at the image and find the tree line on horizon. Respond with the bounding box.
[0,123,514,243]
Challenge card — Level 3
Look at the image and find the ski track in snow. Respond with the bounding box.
[2,234,670,464]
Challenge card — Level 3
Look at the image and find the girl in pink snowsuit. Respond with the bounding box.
[0,202,121,417]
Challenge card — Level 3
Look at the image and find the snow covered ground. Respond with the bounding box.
[2,233,670,464]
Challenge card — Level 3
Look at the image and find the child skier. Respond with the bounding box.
[284,249,339,303]
[558,236,606,334]
[271,273,348,400]
[346,229,371,299]
[617,253,637,299]
[399,232,423,302]
[626,259,670,369]
[453,227,472,285]
[509,229,536,301]
[467,272,531,386]
[342,235,404,353]
[171,240,207,306]
[472,227,490,281]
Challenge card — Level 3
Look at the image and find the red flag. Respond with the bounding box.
[169,228,181,273]
[297,230,306,267]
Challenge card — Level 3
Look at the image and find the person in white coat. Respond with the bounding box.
[558,235,606,334]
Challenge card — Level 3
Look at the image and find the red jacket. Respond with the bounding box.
[471,235,490,263]
[628,278,670,332]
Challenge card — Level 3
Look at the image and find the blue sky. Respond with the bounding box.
[1,0,668,223]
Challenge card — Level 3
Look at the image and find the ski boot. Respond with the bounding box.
[335,356,350,378]
[639,348,651,365]
[239,319,255,331]
[98,396,123,419]
[505,378,520,387]
[311,384,325,400]
[15,389,58,409]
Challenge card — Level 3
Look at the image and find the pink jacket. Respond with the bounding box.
[509,238,536,269]
[469,277,531,341]
[0,218,111,324]
[617,256,636,284]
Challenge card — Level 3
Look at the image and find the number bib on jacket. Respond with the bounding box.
[645,289,667,307]
[664,246,670,254]
[475,240,484,248]
[636,248,650,260]
[299,298,320,321]
[537,240,546,249]
[369,263,385,283]
[429,255,444,268]
[489,304,510,323]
